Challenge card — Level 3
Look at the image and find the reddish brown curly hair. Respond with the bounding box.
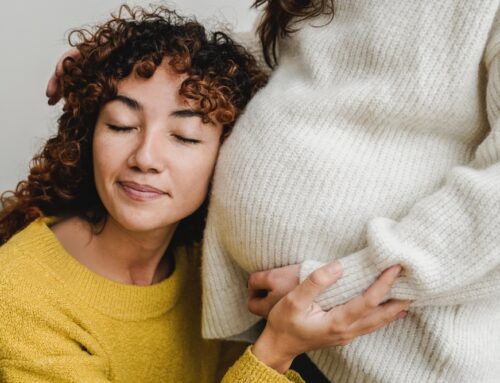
[0,5,268,246]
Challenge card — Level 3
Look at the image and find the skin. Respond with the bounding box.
[252,264,410,373]
[47,51,411,376]
[52,59,222,285]
[248,264,301,318]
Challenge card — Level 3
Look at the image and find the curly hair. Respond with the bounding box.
[0,5,268,246]
[253,0,335,67]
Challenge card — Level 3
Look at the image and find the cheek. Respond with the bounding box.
[174,150,218,205]
[92,135,124,187]
[93,141,109,182]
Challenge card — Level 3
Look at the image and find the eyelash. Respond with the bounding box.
[107,125,200,144]
[173,135,200,144]
[107,124,134,133]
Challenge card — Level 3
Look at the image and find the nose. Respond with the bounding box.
[128,129,165,174]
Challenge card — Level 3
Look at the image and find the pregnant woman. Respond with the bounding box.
[201,1,500,382]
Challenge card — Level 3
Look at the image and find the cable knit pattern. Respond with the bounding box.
[202,1,500,382]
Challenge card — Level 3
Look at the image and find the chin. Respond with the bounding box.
[110,208,177,234]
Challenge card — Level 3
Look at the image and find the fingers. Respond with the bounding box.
[247,270,275,317]
[248,295,278,318]
[247,271,273,317]
[248,270,272,291]
[286,261,342,311]
[46,47,80,104]
[46,74,61,105]
[363,265,402,304]
[336,265,401,323]
[55,47,80,77]
[347,299,411,337]
[323,299,410,346]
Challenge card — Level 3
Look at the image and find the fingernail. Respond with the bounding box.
[390,265,402,275]
[397,311,408,319]
[327,262,342,275]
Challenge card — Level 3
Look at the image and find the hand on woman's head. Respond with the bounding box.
[45,47,80,105]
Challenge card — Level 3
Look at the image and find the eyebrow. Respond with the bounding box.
[111,95,143,111]
[170,109,203,118]
[110,96,202,119]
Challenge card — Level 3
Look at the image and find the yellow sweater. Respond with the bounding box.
[0,219,303,383]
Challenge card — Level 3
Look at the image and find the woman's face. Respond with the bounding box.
[92,60,223,235]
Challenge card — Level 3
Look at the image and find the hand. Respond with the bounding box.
[247,264,301,318]
[45,47,80,105]
[251,263,411,373]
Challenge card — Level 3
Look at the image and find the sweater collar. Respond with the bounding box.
[13,217,189,320]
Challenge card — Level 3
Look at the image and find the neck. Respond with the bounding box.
[52,216,178,286]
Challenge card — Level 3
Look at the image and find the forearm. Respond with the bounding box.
[301,162,500,309]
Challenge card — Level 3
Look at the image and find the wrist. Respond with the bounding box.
[251,329,294,374]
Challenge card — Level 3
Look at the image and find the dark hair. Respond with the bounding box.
[0,5,268,246]
[253,0,334,67]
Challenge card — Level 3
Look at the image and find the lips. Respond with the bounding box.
[118,181,169,201]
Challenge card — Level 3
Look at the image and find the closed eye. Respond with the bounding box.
[107,124,136,132]
[173,134,201,144]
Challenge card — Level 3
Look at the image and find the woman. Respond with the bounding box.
[198,0,500,382]
[3,5,408,382]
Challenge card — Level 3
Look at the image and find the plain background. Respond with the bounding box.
[0,1,258,193]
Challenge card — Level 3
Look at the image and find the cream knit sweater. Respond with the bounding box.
[202,1,500,382]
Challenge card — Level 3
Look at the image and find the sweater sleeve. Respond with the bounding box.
[221,346,304,383]
[0,283,111,383]
[299,14,500,309]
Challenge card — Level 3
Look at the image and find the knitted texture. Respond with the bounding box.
[0,219,302,382]
[222,346,304,383]
[202,1,500,382]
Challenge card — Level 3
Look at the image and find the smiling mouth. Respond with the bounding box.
[118,181,170,201]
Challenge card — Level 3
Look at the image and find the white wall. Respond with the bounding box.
[0,1,258,193]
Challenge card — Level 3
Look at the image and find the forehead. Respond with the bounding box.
[102,60,224,134]
[116,60,188,105]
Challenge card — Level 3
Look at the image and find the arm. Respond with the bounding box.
[220,263,409,382]
[299,15,500,310]
[0,283,111,382]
